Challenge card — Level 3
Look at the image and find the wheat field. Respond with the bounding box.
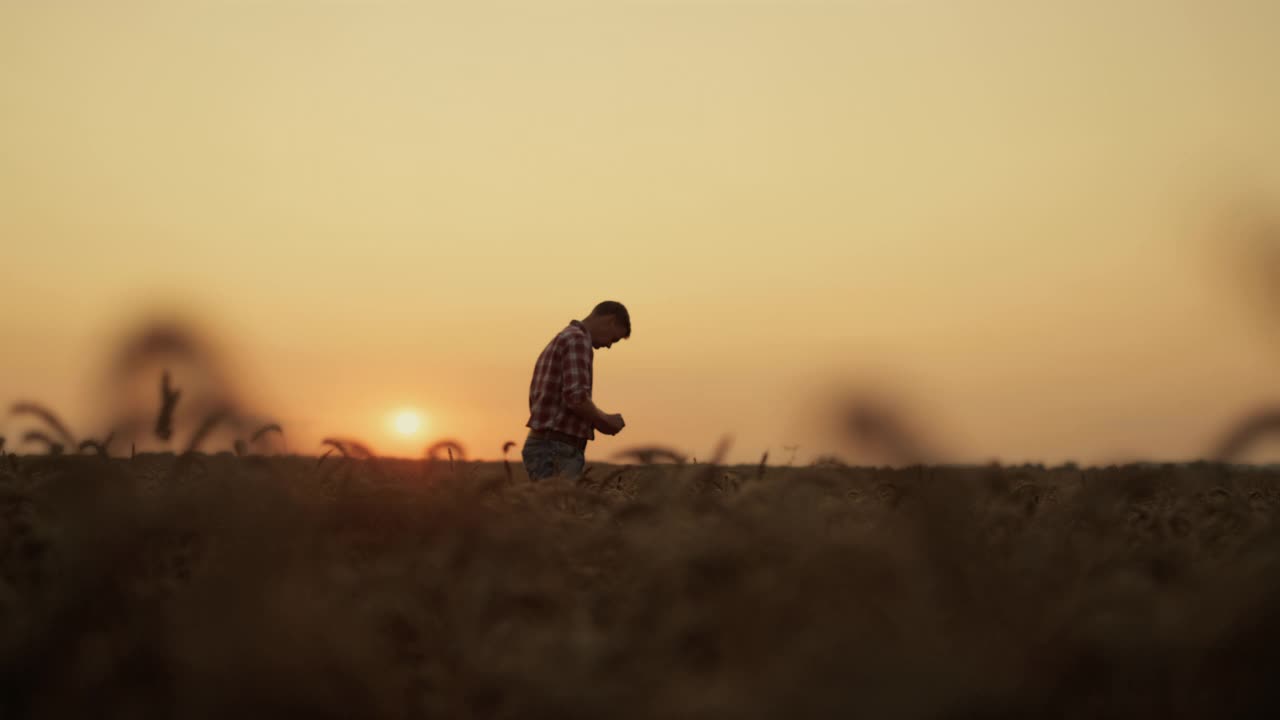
[3,448,1280,718]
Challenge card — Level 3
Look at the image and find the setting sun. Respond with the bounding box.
[393,410,424,437]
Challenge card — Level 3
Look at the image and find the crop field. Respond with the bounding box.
[4,450,1280,718]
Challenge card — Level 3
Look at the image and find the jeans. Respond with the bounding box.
[522,437,586,481]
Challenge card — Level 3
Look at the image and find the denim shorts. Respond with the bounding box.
[522,437,586,481]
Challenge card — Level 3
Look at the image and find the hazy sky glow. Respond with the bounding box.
[2,1,1279,464]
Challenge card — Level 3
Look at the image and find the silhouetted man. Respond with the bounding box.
[523,301,630,481]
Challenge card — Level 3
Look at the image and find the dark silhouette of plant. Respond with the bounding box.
[315,447,336,467]
[10,402,75,447]
[243,423,285,455]
[155,371,181,441]
[22,431,63,455]
[1211,409,1280,462]
[842,397,937,466]
[612,446,687,465]
[694,436,734,489]
[320,438,350,459]
[78,432,115,457]
[502,440,517,482]
[184,407,232,456]
[422,439,468,480]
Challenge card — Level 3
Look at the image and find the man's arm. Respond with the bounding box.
[569,397,624,435]
[566,396,617,431]
[561,333,623,434]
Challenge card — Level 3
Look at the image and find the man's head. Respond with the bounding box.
[582,300,630,350]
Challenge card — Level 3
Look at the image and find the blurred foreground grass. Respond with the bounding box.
[3,456,1280,718]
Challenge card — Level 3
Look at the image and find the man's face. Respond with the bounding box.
[593,317,628,350]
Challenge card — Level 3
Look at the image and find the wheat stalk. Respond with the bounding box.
[425,439,467,462]
[183,408,232,456]
[22,430,63,455]
[154,371,182,442]
[316,447,336,467]
[343,440,377,459]
[502,440,517,483]
[612,446,687,465]
[165,407,233,481]
[1211,409,1280,462]
[320,438,350,458]
[11,402,76,447]
[78,431,115,457]
[693,436,734,489]
[250,423,284,453]
[319,437,382,483]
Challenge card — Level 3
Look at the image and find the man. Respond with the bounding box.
[523,301,630,481]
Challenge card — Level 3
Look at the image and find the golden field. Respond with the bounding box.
[3,451,1280,718]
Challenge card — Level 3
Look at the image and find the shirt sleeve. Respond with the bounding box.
[561,332,593,408]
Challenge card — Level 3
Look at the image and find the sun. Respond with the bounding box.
[393,409,423,436]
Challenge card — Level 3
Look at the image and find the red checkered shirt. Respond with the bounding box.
[526,320,595,441]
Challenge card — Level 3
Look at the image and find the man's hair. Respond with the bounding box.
[590,300,631,338]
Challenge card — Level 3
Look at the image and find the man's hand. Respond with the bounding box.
[598,413,626,436]
[568,397,625,435]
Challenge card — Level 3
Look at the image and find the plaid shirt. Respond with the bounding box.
[526,320,595,441]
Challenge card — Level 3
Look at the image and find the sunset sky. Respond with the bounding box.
[2,1,1279,465]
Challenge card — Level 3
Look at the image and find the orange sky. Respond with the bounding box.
[2,1,1280,465]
